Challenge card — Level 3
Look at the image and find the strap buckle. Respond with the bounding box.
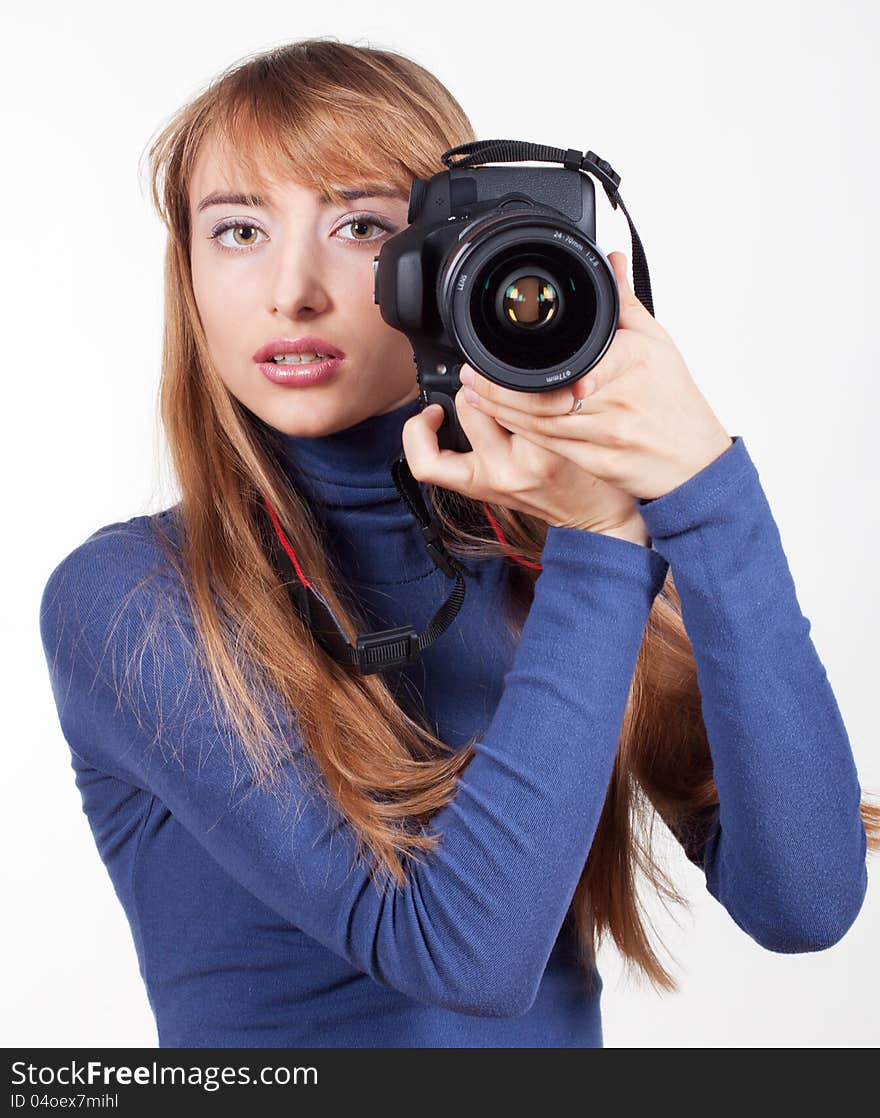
[583,150,621,209]
[355,626,421,673]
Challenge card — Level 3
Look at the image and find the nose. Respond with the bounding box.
[268,234,330,318]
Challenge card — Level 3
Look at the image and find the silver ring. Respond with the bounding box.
[567,394,583,416]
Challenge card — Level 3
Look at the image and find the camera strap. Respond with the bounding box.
[260,472,472,676]
[262,138,651,675]
[440,138,655,318]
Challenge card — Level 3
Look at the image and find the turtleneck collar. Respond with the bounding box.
[269,395,442,587]
[274,395,422,493]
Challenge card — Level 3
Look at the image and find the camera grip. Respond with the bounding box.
[429,391,473,454]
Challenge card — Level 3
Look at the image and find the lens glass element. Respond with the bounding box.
[502,276,558,327]
[469,241,598,369]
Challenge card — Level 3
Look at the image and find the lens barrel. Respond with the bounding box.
[440,214,618,391]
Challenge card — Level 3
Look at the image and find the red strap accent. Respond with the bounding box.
[262,496,313,588]
[263,495,542,582]
[481,502,543,572]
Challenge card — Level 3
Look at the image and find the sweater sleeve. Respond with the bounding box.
[637,436,869,953]
[38,516,669,1019]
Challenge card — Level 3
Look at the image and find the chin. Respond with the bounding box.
[260,396,362,438]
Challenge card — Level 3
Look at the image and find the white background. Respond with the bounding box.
[4,0,878,1048]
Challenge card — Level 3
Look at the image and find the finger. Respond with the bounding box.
[607,251,670,342]
[401,402,473,491]
[453,380,516,461]
[461,362,583,419]
[468,391,606,442]
[496,416,607,477]
[400,388,514,494]
[570,327,643,401]
[457,386,572,494]
[467,328,641,410]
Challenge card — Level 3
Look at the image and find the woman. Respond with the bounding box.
[39,37,878,1048]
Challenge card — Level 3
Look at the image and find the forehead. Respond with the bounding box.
[188,133,407,211]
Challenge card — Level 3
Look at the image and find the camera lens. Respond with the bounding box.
[442,214,619,391]
[500,273,559,328]
[469,241,597,370]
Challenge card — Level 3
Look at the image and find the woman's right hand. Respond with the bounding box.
[402,367,649,544]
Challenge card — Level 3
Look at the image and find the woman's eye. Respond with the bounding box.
[209,222,267,253]
[207,213,394,255]
[336,215,393,243]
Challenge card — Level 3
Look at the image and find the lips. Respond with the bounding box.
[252,336,346,363]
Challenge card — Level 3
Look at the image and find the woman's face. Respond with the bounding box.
[189,136,418,436]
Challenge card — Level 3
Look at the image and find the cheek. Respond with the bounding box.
[191,251,248,336]
[191,251,219,324]
[190,255,246,386]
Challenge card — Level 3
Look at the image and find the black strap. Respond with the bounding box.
[261,460,473,675]
[390,453,472,646]
[441,139,654,317]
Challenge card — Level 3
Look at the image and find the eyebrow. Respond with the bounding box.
[195,186,406,214]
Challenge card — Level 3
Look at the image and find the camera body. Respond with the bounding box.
[373,163,620,451]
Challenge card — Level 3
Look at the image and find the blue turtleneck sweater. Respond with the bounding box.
[38,396,868,1047]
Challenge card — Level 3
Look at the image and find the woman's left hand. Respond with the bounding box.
[458,251,734,502]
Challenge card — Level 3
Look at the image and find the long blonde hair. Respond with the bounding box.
[138,35,880,994]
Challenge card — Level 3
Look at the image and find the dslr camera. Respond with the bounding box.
[372,139,653,453]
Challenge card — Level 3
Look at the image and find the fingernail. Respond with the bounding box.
[464,388,479,405]
[582,377,596,396]
[459,366,475,386]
